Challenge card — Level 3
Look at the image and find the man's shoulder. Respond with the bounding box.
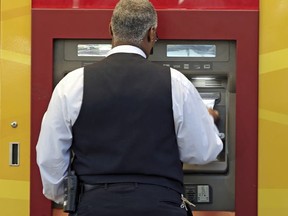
[170,67,196,91]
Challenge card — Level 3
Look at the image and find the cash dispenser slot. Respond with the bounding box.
[200,92,221,109]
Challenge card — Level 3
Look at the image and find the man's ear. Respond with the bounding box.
[147,27,153,42]
[109,23,113,36]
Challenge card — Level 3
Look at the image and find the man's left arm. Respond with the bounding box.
[36,85,72,204]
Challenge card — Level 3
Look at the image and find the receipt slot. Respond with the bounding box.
[54,39,235,211]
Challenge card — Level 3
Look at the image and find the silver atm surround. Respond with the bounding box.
[53,39,236,211]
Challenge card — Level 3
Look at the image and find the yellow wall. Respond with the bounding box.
[0,0,30,215]
[259,0,288,216]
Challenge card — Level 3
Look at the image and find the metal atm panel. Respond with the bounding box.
[54,39,236,211]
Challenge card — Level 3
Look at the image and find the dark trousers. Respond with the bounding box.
[69,183,188,216]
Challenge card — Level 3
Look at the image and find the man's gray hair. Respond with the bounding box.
[111,0,158,46]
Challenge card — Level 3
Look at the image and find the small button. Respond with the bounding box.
[203,64,211,69]
[193,64,201,70]
[173,64,181,69]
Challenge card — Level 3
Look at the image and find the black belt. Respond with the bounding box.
[82,183,106,192]
[81,182,139,193]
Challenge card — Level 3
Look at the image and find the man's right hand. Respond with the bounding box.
[208,108,220,123]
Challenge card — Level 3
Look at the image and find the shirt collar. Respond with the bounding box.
[107,45,147,59]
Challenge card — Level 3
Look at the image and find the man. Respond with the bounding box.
[36,0,223,215]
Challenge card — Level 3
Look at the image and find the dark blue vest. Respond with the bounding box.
[72,53,184,193]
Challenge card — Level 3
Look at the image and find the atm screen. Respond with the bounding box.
[77,44,112,57]
[167,44,216,57]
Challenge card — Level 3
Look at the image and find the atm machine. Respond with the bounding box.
[32,6,258,216]
[53,39,235,211]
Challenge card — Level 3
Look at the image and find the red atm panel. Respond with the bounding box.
[31,5,258,216]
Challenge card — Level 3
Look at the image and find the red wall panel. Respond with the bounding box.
[31,8,258,216]
[31,1,258,216]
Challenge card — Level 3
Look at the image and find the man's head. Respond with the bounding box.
[110,0,158,56]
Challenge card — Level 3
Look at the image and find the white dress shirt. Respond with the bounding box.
[36,45,223,204]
